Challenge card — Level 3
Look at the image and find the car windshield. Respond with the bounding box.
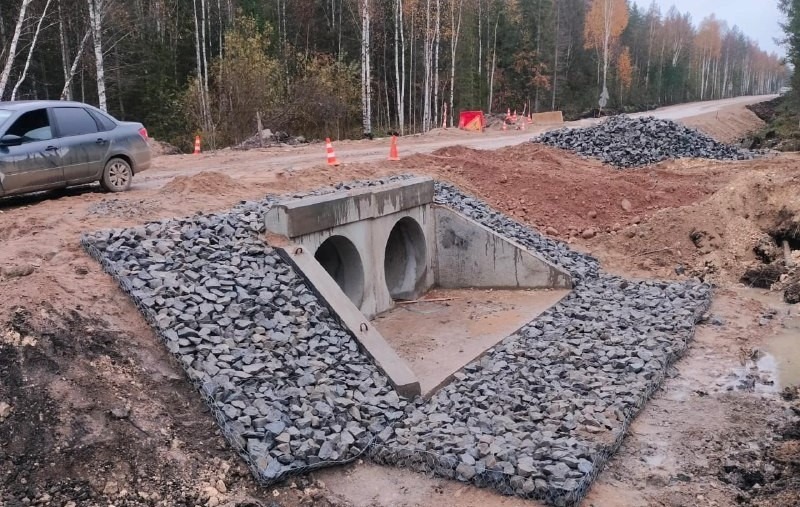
[0,110,11,128]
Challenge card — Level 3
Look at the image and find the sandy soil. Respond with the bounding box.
[1,94,797,506]
[372,288,570,396]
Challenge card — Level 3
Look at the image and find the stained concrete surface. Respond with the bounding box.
[372,288,570,396]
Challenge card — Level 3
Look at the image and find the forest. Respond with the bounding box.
[0,0,788,150]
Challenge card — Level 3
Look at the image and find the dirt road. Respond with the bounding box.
[1,94,797,507]
[138,94,775,189]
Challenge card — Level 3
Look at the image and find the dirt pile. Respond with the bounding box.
[160,171,245,195]
[402,144,727,240]
[0,304,340,506]
[587,160,800,287]
[147,138,182,156]
[748,97,782,123]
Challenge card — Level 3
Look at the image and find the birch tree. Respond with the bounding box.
[360,0,372,136]
[448,0,464,126]
[584,0,629,112]
[394,0,406,134]
[0,0,33,99]
[87,0,107,110]
[12,0,53,100]
[60,28,91,100]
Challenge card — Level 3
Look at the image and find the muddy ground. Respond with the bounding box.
[1,98,799,506]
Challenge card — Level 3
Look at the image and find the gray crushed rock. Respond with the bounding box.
[533,115,754,168]
[82,176,711,506]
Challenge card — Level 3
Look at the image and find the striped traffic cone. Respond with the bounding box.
[193,135,201,155]
[325,138,340,166]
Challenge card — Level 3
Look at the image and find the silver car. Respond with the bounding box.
[0,100,151,197]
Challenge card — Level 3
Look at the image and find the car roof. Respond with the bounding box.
[0,100,95,111]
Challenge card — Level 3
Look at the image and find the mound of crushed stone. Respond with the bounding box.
[235,130,308,150]
[533,115,754,168]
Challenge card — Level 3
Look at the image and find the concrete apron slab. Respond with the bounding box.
[373,288,572,397]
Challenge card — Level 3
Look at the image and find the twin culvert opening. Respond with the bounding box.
[265,177,574,397]
[315,217,426,307]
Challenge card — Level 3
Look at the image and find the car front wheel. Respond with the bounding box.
[101,158,133,192]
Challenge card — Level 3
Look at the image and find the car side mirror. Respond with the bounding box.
[0,134,21,146]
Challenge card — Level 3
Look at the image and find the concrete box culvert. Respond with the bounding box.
[314,235,366,308]
[384,216,428,300]
[265,177,574,399]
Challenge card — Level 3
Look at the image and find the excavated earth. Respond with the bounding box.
[1,107,799,506]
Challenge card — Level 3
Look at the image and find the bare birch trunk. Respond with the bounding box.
[360,0,372,136]
[422,0,431,132]
[59,0,71,100]
[433,0,441,128]
[12,0,53,100]
[200,0,212,141]
[61,29,91,99]
[449,0,463,127]
[87,0,107,111]
[192,0,208,130]
[410,9,415,133]
[0,0,33,99]
[477,0,482,79]
[395,0,406,134]
[551,0,559,110]
[487,13,498,112]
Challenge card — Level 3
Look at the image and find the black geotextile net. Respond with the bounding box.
[81,176,711,506]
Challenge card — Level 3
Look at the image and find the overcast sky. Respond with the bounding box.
[630,0,786,57]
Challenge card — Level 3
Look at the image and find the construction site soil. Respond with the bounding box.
[1,99,798,506]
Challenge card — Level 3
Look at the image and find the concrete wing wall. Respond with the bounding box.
[434,206,572,290]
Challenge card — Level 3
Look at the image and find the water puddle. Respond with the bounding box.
[720,288,800,393]
[762,317,800,388]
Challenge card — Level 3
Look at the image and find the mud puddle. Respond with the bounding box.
[722,288,800,393]
[763,314,800,388]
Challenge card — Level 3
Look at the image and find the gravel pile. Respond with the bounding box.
[234,129,308,150]
[82,176,711,507]
[533,115,753,168]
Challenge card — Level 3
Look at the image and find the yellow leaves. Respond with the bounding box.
[584,0,629,50]
[695,15,723,59]
[617,46,633,90]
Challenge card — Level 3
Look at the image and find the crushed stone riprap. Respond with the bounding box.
[533,115,754,168]
[82,176,711,506]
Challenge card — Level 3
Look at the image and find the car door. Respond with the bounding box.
[52,106,109,183]
[0,108,63,194]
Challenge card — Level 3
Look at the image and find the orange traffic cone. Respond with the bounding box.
[325,138,340,166]
[193,135,201,155]
[527,114,533,124]
[388,136,401,161]
[502,121,508,131]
